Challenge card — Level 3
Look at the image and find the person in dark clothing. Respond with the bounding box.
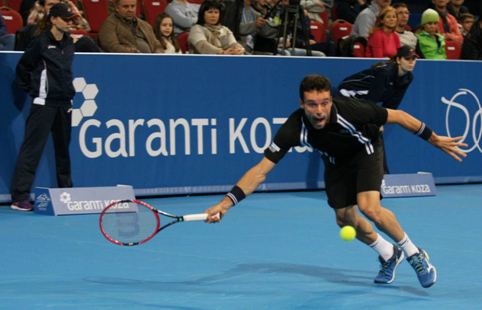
[204,74,467,289]
[460,14,482,60]
[11,3,76,211]
[336,45,418,173]
[336,0,368,24]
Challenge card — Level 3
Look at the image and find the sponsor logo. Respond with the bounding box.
[35,193,51,210]
[60,192,71,204]
[442,88,482,154]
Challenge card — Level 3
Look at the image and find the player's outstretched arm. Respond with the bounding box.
[386,109,468,162]
[205,157,276,223]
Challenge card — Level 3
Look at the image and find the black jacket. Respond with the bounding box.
[336,63,413,110]
[16,30,75,105]
[461,20,482,60]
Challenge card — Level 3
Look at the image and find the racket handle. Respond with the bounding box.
[183,213,208,222]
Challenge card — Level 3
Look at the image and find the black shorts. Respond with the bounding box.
[324,142,384,209]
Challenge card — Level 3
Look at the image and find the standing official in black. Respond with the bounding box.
[11,3,76,211]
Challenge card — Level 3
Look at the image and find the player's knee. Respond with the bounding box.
[359,205,382,224]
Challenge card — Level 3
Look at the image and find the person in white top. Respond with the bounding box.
[154,13,183,54]
[393,2,417,49]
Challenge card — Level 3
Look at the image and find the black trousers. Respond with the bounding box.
[11,103,73,202]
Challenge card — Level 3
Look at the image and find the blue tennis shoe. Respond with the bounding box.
[407,248,437,288]
[374,245,405,284]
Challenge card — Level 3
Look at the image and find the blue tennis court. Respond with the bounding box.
[1,184,481,310]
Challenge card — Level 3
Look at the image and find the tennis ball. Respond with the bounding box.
[340,226,356,241]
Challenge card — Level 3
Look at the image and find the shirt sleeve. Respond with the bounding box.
[264,112,302,164]
[16,38,41,92]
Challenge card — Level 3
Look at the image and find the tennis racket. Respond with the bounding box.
[99,199,209,246]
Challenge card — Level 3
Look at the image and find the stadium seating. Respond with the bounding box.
[143,0,168,27]
[330,19,353,45]
[310,20,327,43]
[0,6,22,34]
[352,41,365,57]
[445,40,461,60]
[3,0,21,12]
[82,0,109,36]
[177,31,189,54]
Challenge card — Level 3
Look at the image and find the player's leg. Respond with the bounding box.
[51,105,73,188]
[334,204,377,244]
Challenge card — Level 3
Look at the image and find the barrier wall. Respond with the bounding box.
[1,52,481,202]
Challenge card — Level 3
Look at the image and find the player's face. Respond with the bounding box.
[116,0,136,21]
[300,90,332,130]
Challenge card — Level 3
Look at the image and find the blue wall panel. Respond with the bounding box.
[1,52,481,202]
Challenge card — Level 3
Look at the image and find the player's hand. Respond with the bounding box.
[429,135,468,162]
[204,198,232,223]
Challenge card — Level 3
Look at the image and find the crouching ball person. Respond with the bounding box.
[11,3,76,211]
[205,74,467,288]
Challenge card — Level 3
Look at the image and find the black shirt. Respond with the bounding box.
[264,97,388,166]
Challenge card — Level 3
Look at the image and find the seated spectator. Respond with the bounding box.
[366,6,400,58]
[165,0,201,35]
[238,0,279,54]
[393,2,417,48]
[188,0,244,55]
[15,0,102,52]
[98,0,163,53]
[300,0,326,24]
[27,0,91,32]
[432,0,463,45]
[447,0,470,22]
[351,0,391,38]
[460,14,482,60]
[415,8,447,59]
[0,11,15,51]
[153,13,182,54]
[460,13,474,36]
[336,0,368,24]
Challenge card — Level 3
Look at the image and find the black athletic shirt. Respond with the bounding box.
[264,97,388,165]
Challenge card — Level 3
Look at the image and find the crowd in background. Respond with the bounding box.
[1,0,481,58]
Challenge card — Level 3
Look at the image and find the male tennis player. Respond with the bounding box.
[205,74,467,288]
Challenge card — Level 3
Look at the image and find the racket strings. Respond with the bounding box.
[101,201,160,244]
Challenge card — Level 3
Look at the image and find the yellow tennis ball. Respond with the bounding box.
[340,226,356,241]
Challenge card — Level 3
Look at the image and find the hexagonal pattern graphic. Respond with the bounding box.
[83,84,99,100]
[72,109,83,127]
[73,77,86,92]
[81,100,98,117]
[72,78,99,127]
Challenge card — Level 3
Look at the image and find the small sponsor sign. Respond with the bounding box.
[381,173,436,198]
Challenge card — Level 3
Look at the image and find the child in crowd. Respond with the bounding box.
[415,9,447,60]
[154,13,183,54]
[366,6,401,58]
[460,13,475,37]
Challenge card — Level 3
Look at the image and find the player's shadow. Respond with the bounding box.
[84,262,429,297]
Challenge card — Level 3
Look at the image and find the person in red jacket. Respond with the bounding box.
[432,0,463,45]
[366,6,401,58]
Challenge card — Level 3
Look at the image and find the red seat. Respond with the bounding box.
[187,0,203,4]
[352,41,365,57]
[318,9,329,27]
[4,0,21,12]
[176,31,189,54]
[445,40,461,59]
[82,0,109,34]
[143,0,168,27]
[1,7,22,34]
[330,19,353,45]
[330,4,338,22]
[310,20,326,43]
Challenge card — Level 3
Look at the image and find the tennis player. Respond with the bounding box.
[205,74,467,288]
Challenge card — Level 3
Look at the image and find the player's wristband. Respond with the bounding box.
[226,185,246,206]
[415,122,433,141]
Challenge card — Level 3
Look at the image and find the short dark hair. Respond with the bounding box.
[299,75,331,101]
[392,2,408,9]
[197,0,225,25]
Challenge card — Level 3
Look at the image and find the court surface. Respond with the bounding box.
[1,184,481,310]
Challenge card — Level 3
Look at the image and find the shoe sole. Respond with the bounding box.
[374,251,405,284]
[420,250,437,288]
[10,205,33,212]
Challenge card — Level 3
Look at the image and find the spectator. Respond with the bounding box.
[15,0,101,52]
[98,0,163,53]
[366,6,400,58]
[0,11,15,51]
[336,0,368,24]
[300,0,326,24]
[459,13,474,36]
[351,0,391,38]
[432,0,463,46]
[27,0,90,32]
[415,8,447,59]
[165,0,200,35]
[447,0,470,22]
[460,14,482,60]
[188,0,244,55]
[153,13,182,54]
[11,3,76,212]
[238,0,279,54]
[393,2,417,48]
